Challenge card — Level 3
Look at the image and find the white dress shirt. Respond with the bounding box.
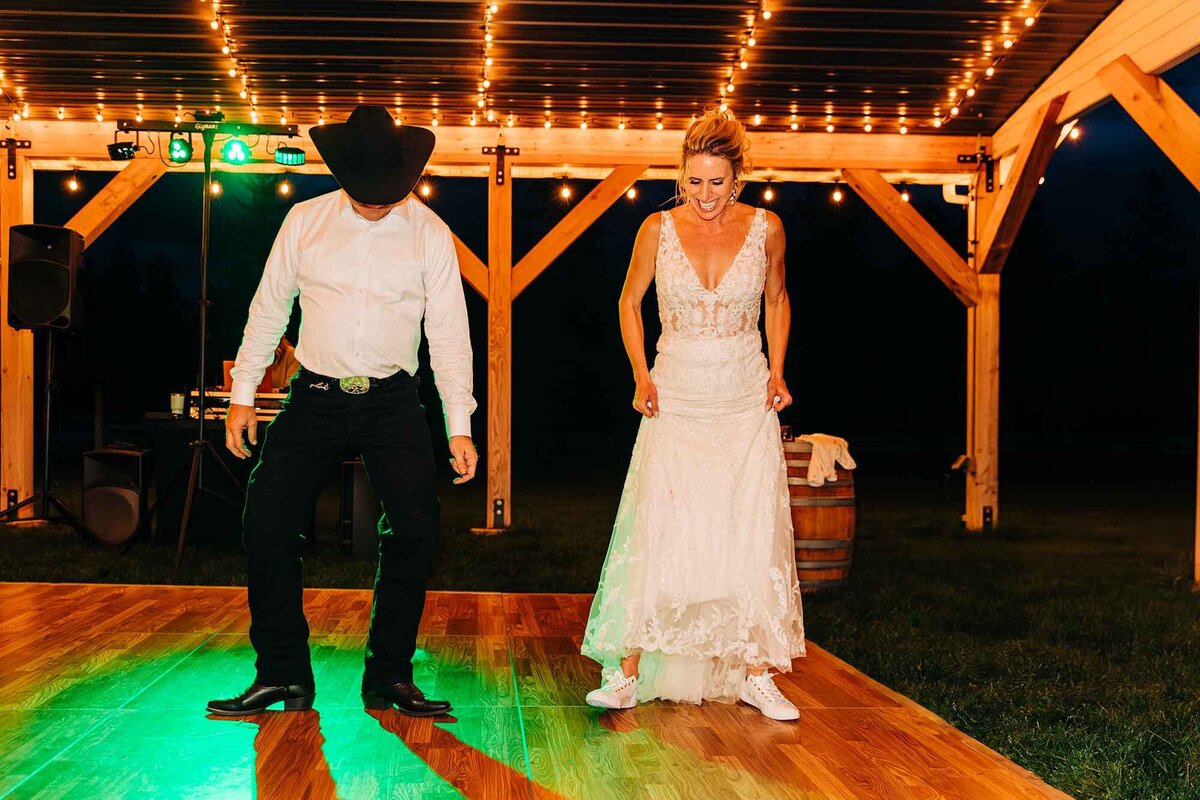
[230,189,476,438]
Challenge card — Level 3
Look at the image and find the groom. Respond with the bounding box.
[207,105,477,718]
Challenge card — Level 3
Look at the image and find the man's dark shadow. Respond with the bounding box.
[208,710,339,800]
[370,708,567,800]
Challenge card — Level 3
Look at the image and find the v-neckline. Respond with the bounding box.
[667,208,757,294]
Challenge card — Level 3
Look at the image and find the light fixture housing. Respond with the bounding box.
[274,146,306,166]
[107,141,138,161]
[167,136,193,164]
[222,137,250,165]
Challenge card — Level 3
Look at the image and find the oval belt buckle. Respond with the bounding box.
[339,376,371,395]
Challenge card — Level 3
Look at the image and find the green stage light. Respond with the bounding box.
[167,137,193,164]
[274,146,306,166]
[222,138,250,165]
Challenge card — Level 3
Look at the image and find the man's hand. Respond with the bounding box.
[448,436,478,484]
[225,403,258,459]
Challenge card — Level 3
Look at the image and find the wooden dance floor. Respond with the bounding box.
[0,583,1070,799]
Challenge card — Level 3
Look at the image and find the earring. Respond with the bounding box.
[729,182,739,205]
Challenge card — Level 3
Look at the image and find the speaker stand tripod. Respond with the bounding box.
[140,126,244,581]
[0,330,94,537]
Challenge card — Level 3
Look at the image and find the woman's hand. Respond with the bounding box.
[765,375,792,412]
[633,375,660,418]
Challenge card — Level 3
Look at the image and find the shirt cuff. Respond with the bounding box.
[445,408,473,440]
[230,380,259,408]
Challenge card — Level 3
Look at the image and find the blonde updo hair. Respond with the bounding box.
[676,109,752,203]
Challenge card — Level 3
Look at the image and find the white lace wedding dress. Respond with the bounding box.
[582,206,806,704]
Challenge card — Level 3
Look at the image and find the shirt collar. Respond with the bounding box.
[337,189,414,225]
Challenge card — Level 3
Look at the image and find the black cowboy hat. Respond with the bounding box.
[310,105,435,205]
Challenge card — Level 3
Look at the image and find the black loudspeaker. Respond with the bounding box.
[7,224,84,330]
[340,458,381,557]
[83,447,151,545]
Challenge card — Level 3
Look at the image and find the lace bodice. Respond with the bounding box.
[656,207,767,341]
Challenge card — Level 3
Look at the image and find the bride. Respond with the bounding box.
[582,109,806,721]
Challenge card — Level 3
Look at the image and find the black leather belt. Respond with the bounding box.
[296,366,412,395]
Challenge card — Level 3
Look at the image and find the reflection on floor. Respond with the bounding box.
[0,584,1071,799]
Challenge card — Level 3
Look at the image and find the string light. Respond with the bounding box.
[419,177,433,198]
[626,186,638,200]
[763,180,775,202]
[67,170,79,193]
[559,176,572,200]
[831,182,843,203]
[56,107,65,120]
[207,4,257,119]
[211,180,222,196]
[1068,126,1082,140]
[899,183,910,203]
[277,177,292,197]
[752,114,762,126]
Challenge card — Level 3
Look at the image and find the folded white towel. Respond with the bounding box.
[798,433,857,487]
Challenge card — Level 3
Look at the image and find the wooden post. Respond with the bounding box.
[0,153,35,517]
[965,176,999,531]
[475,157,513,533]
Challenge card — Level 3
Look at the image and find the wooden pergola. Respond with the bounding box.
[0,1,1197,555]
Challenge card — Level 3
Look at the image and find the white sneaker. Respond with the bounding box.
[739,672,800,721]
[586,670,638,710]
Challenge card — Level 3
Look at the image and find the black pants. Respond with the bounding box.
[243,371,439,686]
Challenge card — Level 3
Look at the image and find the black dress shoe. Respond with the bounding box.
[361,679,451,717]
[206,682,315,716]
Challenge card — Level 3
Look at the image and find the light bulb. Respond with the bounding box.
[950,106,959,116]
[748,36,756,46]
[900,188,910,202]
[420,182,432,198]
[790,121,798,131]
[832,187,843,203]
[752,114,761,125]
[656,121,664,130]
[67,176,79,192]
[618,120,626,130]
[986,66,995,77]
[863,123,872,132]
[764,186,775,201]
[560,185,571,199]
[544,119,552,128]
[740,60,748,70]
[1025,16,1035,26]
[1003,38,1013,49]
[899,125,908,134]
[211,180,222,195]
[932,118,942,128]
[278,179,291,196]
[826,123,834,132]
[626,187,637,200]
[1068,126,1081,140]
[966,87,976,97]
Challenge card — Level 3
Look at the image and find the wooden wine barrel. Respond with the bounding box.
[782,439,855,592]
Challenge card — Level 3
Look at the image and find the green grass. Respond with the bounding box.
[2,477,1199,798]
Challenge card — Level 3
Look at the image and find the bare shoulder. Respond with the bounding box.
[762,208,785,235]
[639,210,665,237]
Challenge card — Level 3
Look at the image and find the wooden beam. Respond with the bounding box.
[451,233,489,301]
[841,168,979,307]
[993,0,1200,157]
[31,157,973,186]
[512,165,647,298]
[64,158,167,244]
[0,155,35,518]
[480,162,513,532]
[22,120,984,173]
[1098,54,1200,192]
[977,95,1068,275]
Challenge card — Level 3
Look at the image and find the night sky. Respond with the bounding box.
[31,56,1200,488]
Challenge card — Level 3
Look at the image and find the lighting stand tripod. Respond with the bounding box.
[116,113,297,580]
